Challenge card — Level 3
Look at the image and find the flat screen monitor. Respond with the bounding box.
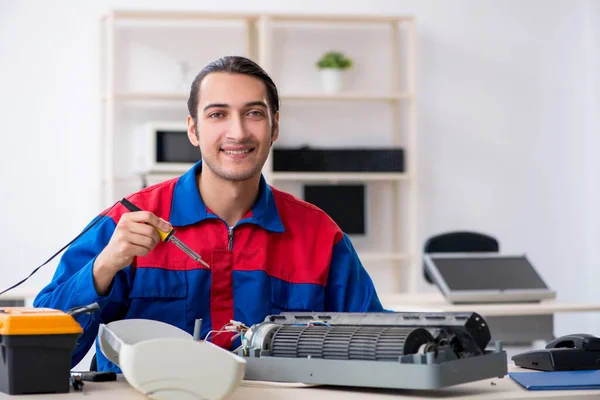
[303,184,366,235]
[424,253,556,304]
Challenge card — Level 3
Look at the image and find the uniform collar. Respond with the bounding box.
[169,160,284,232]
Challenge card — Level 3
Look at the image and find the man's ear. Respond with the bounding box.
[270,111,280,144]
[187,115,199,147]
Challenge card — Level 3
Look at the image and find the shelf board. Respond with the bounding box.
[271,172,409,182]
[105,172,409,185]
[109,10,259,21]
[281,92,410,102]
[105,92,411,102]
[359,252,410,262]
[108,10,413,24]
[271,15,413,24]
[106,93,187,101]
[106,172,409,183]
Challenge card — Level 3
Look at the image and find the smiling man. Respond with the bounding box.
[33,56,385,372]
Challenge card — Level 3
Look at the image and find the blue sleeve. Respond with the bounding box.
[324,233,386,312]
[33,215,133,368]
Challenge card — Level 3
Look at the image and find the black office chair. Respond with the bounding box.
[423,231,500,284]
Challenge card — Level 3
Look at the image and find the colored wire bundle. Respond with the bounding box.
[203,320,250,355]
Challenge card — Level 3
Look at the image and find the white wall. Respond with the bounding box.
[585,0,600,333]
[0,0,597,336]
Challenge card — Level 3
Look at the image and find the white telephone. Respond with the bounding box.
[99,319,246,400]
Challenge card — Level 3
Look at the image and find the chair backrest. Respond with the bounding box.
[90,353,97,371]
[423,231,499,284]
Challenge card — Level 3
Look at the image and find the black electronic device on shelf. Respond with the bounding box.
[272,146,404,173]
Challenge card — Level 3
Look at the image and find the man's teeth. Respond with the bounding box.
[224,149,251,154]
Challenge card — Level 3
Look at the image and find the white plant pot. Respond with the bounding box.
[320,68,344,93]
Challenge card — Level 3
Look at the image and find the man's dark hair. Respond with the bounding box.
[187,55,280,126]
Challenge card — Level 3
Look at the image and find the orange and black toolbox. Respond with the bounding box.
[0,307,82,394]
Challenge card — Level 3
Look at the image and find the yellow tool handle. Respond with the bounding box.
[156,228,174,242]
[120,197,209,267]
[121,198,174,242]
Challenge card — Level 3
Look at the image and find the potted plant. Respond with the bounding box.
[316,51,353,93]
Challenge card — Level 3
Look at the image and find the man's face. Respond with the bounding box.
[187,72,279,182]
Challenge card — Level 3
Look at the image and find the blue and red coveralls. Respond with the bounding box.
[34,161,384,372]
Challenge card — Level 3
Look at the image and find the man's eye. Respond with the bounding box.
[208,112,224,118]
[247,110,264,117]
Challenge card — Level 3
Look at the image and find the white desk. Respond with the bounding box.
[1,366,597,399]
[380,292,600,316]
[381,292,600,345]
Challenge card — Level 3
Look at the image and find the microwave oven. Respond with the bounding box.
[144,121,200,173]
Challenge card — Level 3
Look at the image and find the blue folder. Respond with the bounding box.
[509,370,600,390]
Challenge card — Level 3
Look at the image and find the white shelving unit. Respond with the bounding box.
[100,10,418,293]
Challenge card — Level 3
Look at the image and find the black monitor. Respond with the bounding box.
[156,130,199,163]
[303,184,366,235]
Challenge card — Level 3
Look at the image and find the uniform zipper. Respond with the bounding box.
[228,226,234,251]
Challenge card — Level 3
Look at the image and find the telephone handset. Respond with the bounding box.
[513,333,600,371]
[545,333,600,351]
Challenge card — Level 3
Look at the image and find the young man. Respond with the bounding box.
[34,56,385,372]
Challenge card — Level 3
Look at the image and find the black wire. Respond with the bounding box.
[0,201,120,296]
[66,302,101,317]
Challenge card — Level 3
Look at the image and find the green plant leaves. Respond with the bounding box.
[316,51,353,70]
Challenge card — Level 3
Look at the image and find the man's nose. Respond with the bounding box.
[226,114,249,141]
